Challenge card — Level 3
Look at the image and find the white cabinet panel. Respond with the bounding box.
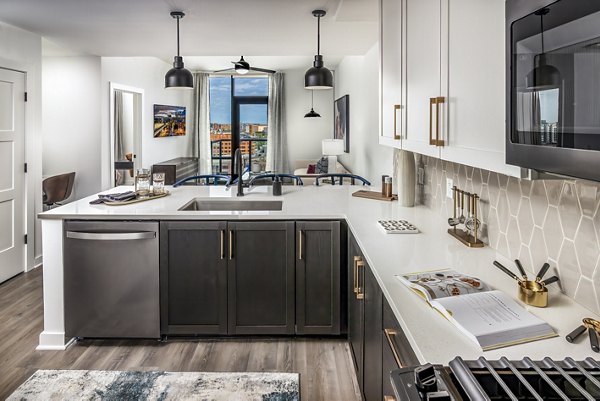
[380,0,403,140]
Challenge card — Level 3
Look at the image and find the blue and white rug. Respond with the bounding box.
[8,370,300,401]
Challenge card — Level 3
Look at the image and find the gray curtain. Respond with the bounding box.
[266,72,289,173]
[192,72,212,174]
[114,90,125,185]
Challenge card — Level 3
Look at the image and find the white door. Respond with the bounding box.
[403,0,444,157]
[0,68,25,283]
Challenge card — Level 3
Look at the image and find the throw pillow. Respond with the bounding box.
[307,164,316,174]
[315,157,329,174]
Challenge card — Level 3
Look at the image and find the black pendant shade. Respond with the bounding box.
[165,11,193,89]
[304,90,321,118]
[305,10,333,90]
[526,8,561,90]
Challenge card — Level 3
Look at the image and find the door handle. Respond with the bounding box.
[66,231,155,241]
[393,104,401,139]
[384,328,405,368]
[435,96,445,146]
[356,260,365,300]
[353,256,361,294]
[220,230,225,260]
[429,97,436,146]
[298,230,303,260]
[228,230,234,260]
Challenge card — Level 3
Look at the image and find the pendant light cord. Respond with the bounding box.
[540,12,544,53]
[317,15,321,56]
[311,90,314,107]
[176,16,181,57]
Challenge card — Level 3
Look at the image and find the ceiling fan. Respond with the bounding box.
[214,56,276,74]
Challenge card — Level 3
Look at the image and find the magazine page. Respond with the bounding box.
[396,270,491,302]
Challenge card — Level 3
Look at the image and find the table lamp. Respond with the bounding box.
[322,139,344,173]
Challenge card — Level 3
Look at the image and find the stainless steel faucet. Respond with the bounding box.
[234,148,244,197]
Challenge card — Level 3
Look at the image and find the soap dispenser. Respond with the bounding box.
[273,175,282,196]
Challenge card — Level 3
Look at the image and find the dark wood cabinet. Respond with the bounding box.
[295,221,341,335]
[227,221,295,335]
[348,235,365,392]
[364,264,383,401]
[160,221,228,335]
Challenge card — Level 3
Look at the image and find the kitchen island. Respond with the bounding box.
[38,184,599,366]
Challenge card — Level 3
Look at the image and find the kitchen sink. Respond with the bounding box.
[178,198,283,212]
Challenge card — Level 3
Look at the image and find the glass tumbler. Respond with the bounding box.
[153,172,165,195]
[135,168,151,198]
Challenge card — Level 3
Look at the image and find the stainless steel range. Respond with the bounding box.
[391,357,600,400]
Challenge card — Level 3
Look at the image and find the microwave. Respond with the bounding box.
[506,0,600,181]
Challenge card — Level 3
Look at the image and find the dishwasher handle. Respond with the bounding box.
[66,231,156,241]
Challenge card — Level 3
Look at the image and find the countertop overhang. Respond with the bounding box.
[38,185,600,363]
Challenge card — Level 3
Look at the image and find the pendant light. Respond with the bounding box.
[526,8,561,90]
[165,11,193,89]
[305,10,333,90]
[304,91,321,118]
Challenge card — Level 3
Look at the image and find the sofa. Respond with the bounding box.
[291,158,350,186]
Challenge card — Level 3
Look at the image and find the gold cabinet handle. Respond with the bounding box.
[429,97,437,146]
[356,260,365,300]
[384,396,397,401]
[435,96,445,146]
[298,230,303,260]
[353,256,361,294]
[228,230,233,260]
[384,328,404,368]
[393,104,401,139]
[220,230,225,260]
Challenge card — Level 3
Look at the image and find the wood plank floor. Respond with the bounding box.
[0,268,361,400]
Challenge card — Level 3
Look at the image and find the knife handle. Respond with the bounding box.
[590,330,599,352]
[566,325,586,343]
[536,263,551,281]
[514,259,527,279]
[541,276,559,286]
[493,261,520,281]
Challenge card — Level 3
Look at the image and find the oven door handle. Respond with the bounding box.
[66,231,156,241]
[384,328,405,368]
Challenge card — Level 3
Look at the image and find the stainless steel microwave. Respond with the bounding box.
[506,0,600,181]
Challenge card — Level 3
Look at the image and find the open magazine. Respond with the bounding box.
[396,270,557,351]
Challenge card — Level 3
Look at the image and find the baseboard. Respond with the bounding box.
[37,331,74,351]
[34,255,43,268]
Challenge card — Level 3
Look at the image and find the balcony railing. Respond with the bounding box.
[211,138,267,174]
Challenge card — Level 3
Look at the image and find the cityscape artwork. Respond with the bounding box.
[153,104,186,137]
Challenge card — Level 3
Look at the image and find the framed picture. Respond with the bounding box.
[153,104,186,137]
[334,95,349,153]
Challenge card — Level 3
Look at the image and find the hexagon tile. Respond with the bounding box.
[404,153,600,314]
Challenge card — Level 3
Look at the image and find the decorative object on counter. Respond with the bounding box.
[492,259,560,308]
[396,150,415,207]
[89,190,170,206]
[272,176,282,196]
[134,168,151,198]
[322,139,344,173]
[153,104,186,137]
[378,220,419,234]
[447,186,483,247]
[383,176,393,198]
[152,172,165,195]
[352,189,397,201]
[304,9,333,90]
[8,370,300,401]
[566,318,600,353]
[164,11,193,89]
[334,95,349,152]
[381,175,389,196]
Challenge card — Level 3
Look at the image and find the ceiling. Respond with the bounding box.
[0,0,377,68]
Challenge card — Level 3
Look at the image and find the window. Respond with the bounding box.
[209,76,269,175]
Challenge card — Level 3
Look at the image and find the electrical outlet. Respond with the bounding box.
[446,178,454,198]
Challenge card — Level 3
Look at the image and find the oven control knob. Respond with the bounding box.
[426,391,451,401]
[414,363,438,393]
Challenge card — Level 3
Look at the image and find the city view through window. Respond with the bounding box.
[209,76,269,174]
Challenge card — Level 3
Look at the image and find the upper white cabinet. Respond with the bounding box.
[379,0,522,176]
[380,0,404,145]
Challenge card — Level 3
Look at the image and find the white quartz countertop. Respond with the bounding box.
[40,185,600,363]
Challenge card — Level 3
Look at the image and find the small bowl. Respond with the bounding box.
[518,280,548,307]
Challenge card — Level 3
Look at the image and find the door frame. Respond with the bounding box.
[109,82,144,187]
[0,57,38,272]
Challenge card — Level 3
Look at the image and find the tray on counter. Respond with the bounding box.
[352,190,397,202]
[103,191,170,206]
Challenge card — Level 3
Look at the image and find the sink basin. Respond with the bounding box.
[178,198,283,212]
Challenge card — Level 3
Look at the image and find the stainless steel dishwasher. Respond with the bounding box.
[64,221,160,339]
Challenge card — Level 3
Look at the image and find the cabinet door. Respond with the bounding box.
[348,235,365,393]
[403,0,444,157]
[363,263,383,401]
[160,221,228,335]
[381,0,404,141]
[296,221,341,335]
[227,221,295,335]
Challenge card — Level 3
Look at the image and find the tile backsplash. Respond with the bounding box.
[394,149,600,314]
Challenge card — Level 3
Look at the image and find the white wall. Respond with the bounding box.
[0,22,43,268]
[283,68,334,167]
[334,43,393,184]
[42,56,102,199]
[100,57,194,189]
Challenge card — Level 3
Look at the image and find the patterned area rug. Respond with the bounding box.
[8,370,300,401]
